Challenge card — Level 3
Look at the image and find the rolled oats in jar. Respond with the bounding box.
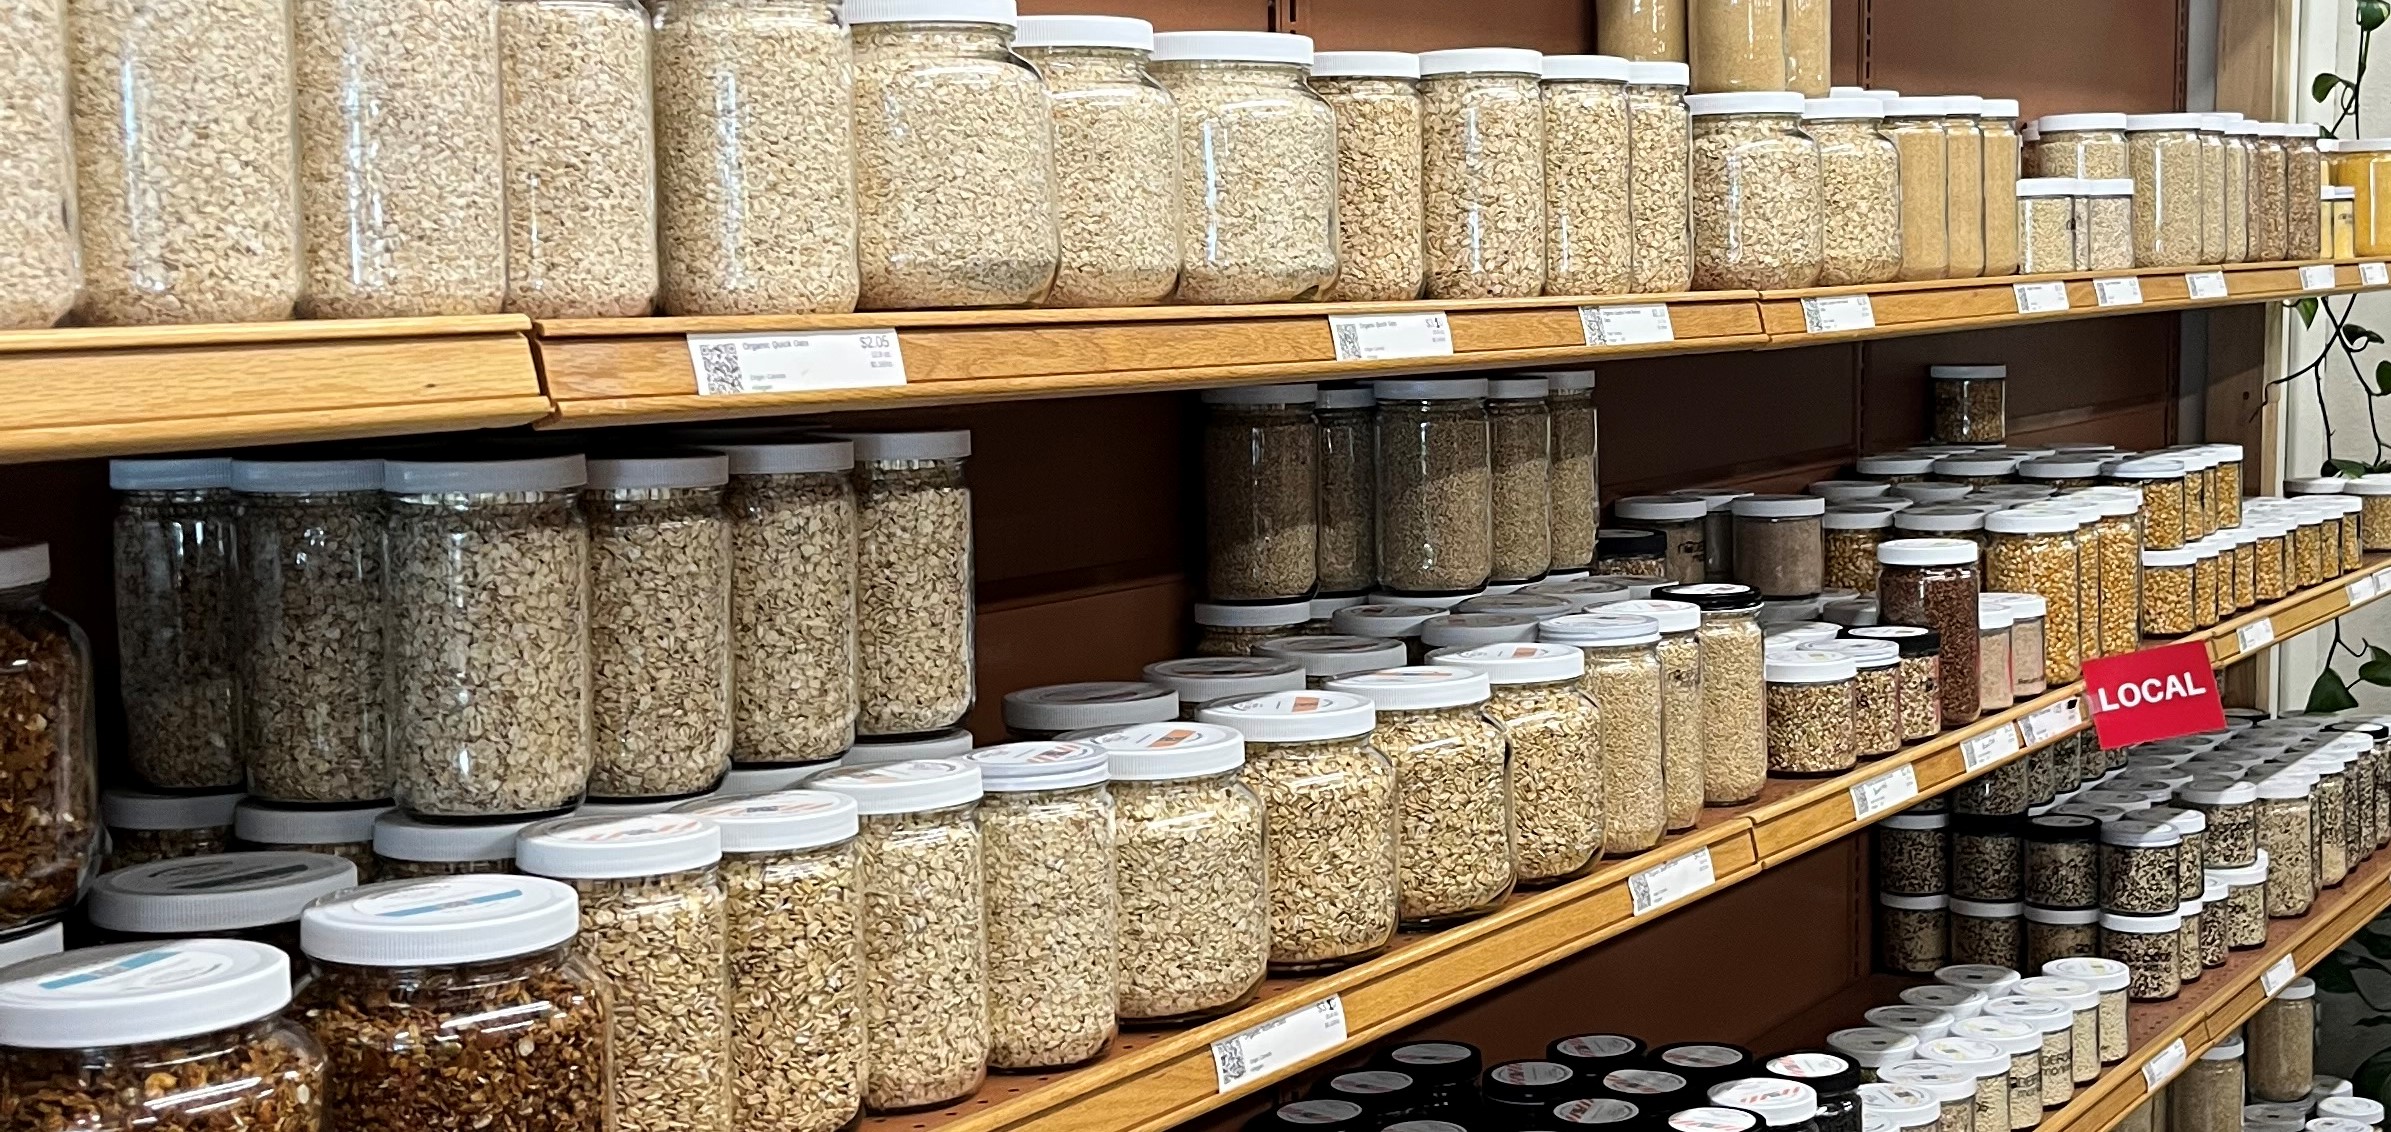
[370,811,534,878]
[1015,15,1179,308]
[1487,377,1556,582]
[849,0,1059,310]
[1655,583,1769,803]
[1941,98,1990,279]
[101,789,237,872]
[0,0,77,329]
[582,456,732,802]
[1311,53,1425,302]
[496,0,656,319]
[1609,599,1708,828]
[1329,667,1512,925]
[1543,614,1669,851]
[2037,114,2129,180]
[1414,49,1549,299]
[956,744,1115,1070]
[234,800,385,880]
[110,459,239,793]
[1376,378,1494,594]
[2126,115,2205,268]
[1689,92,1825,289]
[1881,893,1951,974]
[1543,371,1601,572]
[1852,624,1944,742]
[837,432,975,736]
[1543,54,1636,296]
[1154,31,1339,304]
[1764,648,1857,775]
[1440,643,1601,885]
[1628,62,1695,292]
[1807,98,1903,286]
[1885,100,1952,281]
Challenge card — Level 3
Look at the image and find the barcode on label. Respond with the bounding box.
[1962,724,2024,771]
[1327,313,1455,362]
[2237,619,2277,653]
[1850,764,1920,820]
[2094,277,2145,306]
[2143,1038,2189,1090]
[1581,304,1677,346]
[2014,281,2071,313]
[2020,701,2083,746]
[2186,272,2230,300]
[1211,996,1348,1093]
[686,330,906,396]
[1801,294,1877,333]
[1629,847,1717,916]
[2364,262,2389,286]
[2303,264,2340,291]
[2262,956,2300,997]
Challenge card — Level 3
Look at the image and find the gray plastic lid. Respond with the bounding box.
[1003,681,1177,732]
[371,811,538,864]
[103,788,243,831]
[231,459,384,493]
[585,453,730,491]
[87,852,361,933]
[385,454,586,494]
[234,800,390,846]
[111,457,233,490]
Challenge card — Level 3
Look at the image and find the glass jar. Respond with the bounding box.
[293,0,503,317]
[1734,494,1828,598]
[2111,457,2189,548]
[1882,102,1953,282]
[2248,981,2316,1103]
[296,877,618,1132]
[1015,17,1178,308]
[1688,0,1786,92]
[1985,511,2079,684]
[110,460,240,792]
[1601,528,1672,577]
[1659,584,1770,804]
[1690,93,1825,289]
[232,460,388,804]
[102,788,236,872]
[709,442,860,765]
[1538,615,1666,850]
[2170,1038,2245,1132]
[1763,648,1857,775]
[1877,812,1950,897]
[1615,496,1707,585]
[494,0,657,318]
[1981,103,2024,276]
[1489,378,1556,582]
[2017,179,2081,273]
[1880,893,1951,973]
[1312,54,1426,302]
[2197,117,2231,261]
[0,0,76,329]
[1930,367,2007,446]
[1949,900,2023,969]
[2257,774,2317,916]
[1628,62,1695,292]
[2097,818,2182,914]
[1992,594,2047,698]
[0,561,91,927]
[2126,116,2204,268]
[1907,1041,2012,1132]
[89,852,359,956]
[1808,102,1903,285]
[1194,600,1313,657]
[839,431,975,735]
[2228,122,2259,263]
[1876,1062,1981,1132]
[370,811,532,878]
[1439,643,1601,885]
[2204,849,2264,950]
[2332,183,2363,257]
[1598,0,1684,60]
[2342,497,2367,573]
[1327,668,1512,926]
[1544,55,1635,296]
[1943,1020,2038,1132]
[1198,690,1396,970]
[1548,372,1600,573]
[2254,124,2292,262]
[2098,910,2181,1000]
[1416,49,1546,299]
[581,457,734,801]
[2023,906,2099,971]
[807,761,989,1110]
[1083,723,1268,1023]
[1376,379,1494,594]
[1854,625,1944,742]
[1153,32,1339,303]
[1201,386,1319,601]
[1941,100,1989,279]
[0,941,325,1132]
[1976,594,2014,715]
[849,5,1057,309]
[1826,509,1895,592]
[1817,639,1902,759]
[1607,601,1707,829]
[1878,539,1983,725]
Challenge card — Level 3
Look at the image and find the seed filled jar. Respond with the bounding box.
[1603,600,1707,829]
[101,789,236,872]
[2341,496,2367,573]
[1941,98,1990,279]
[1438,643,1601,885]
[1628,62,1695,292]
[2023,813,2099,909]
[1601,529,1672,577]
[1613,497,1708,585]
[2099,909,2181,1000]
[1688,0,1785,92]
[1689,92,1825,289]
[1416,48,1547,299]
[1658,584,1770,803]
[2037,114,2130,180]
[837,431,976,735]
[1981,101,2025,276]
[1990,594,2047,698]
[1852,625,1944,742]
[2198,876,2230,967]
[109,459,239,793]
[0,0,76,329]
[1311,53,1425,302]
[1014,15,1179,308]
[1486,377,1556,582]
[296,876,615,1132]
[370,812,533,879]
[1153,31,1339,304]
[1541,614,1668,851]
[1735,494,1829,599]
[2024,906,2100,971]
[1951,814,2024,903]
[2098,818,2183,915]
[2139,548,2198,637]
[1985,511,2083,683]
[1975,595,2014,715]
[807,760,989,1110]
[2288,124,2325,257]
[2013,977,2100,1087]
[1878,539,1983,725]
[1806,98,1903,285]
[1880,893,1951,973]
[1376,378,1495,594]
[1835,1031,1923,1083]
[1906,1041,2012,1132]
[2256,773,2316,916]
[1877,99,1952,282]
[709,442,859,766]
[1763,648,1858,775]
[1545,372,1601,572]
[1828,506,1897,592]
[2247,979,2316,1103]
[2253,124,2291,262]
[1328,667,1511,925]
[1201,385,1319,601]
[383,457,591,819]
[2124,115,2205,268]
[1543,54,1635,296]
[1982,996,2074,1109]
[1950,900,2024,969]
[1878,812,1951,897]
[1876,1062,1980,1132]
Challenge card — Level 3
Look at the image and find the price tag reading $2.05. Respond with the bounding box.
[1801,295,1876,333]
[687,330,905,396]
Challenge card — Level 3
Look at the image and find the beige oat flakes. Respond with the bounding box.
[112,489,239,791]
[498,0,657,319]
[1490,397,1552,582]
[1583,646,1666,853]
[852,459,973,736]
[1314,76,1425,301]
[1544,74,1633,296]
[1244,736,1398,968]
[572,870,733,1132]
[1156,60,1339,304]
[726,466,858,764]
[1628,79,1693,293]
[1943,116,1987,277]
[0,0,75,329]
[1361,701,1512,924]
[980,781,1116,1069]
[586,490,733,799]
[1376,397,1493,593]
[855,808,989,1110]
[1482,680,1603,884]
[237,490,388,804]
[722,844,864,1132]
[1422,70,1545,298]
[2128,127,2203,268]
[1810,116,1903,285]
[1691,110,1822,289]
[1112,773,1268,1021]
[1022,43,1181,307]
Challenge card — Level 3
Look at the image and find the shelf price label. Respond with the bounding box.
[2094,277,2146,307]
[2237,618,2277,654]
[2186,271,2231,300]
[2143,1038,2190,1091]
[2303,264,2341,292]
[2013,281,2071,313]
[2364,262,2390,286]
[1211,995,1348,1093]
[1801,294,1877,333]
[1328,313,1455,361]
[687,330,906,396]
[1630,846,1717,916]
[2351,574,2379,605]
[1581,304,1677,346]
[2020,700,2084,746]
[1962,724,2023,772]
[2262,956,2301,997]
[1850,764,1920,821]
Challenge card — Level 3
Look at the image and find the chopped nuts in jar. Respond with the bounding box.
[1440,643,1603,886]
[1827,508,1894,592]
[1852,624,1944,742]
[1765,648,1858,775]
[1329,667,1513,925]
[1311,54,1426,302]
[1812,638,1903,759]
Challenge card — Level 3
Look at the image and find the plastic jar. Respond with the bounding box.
[1688,0,1785,92]
[2171,1037,2245,1132]
[1833,1031,1922,1083]
[2023,906,2099,972]
[2345,477,2391,554]
[1761,1053,1861,1132]
[1880,101,1953,282]
[2014,977,2100,1087]
[88,852,359,956]
[2341,496,2368,573]
[2331,182,2363,257]
[1690,92,1825,288]
[2318,1099,2386,1132]
[101,789,236,872]
[1991,594,2048,697]
[370,811,532,878]
[1876,1062,1980,1132]
[1603,601,1705,828]
[1764,649,1858,775]
[1878,812,1951,896]
[1485,377,1556,582]
[2248,980,2317,1102]
[1650,584,1767,804]
[1439,643,1601,885]
[1817,639,1902,759]
[1415,49,1547,299]
[2038,958,2129,1067]
[1537,614,1666,850]
[1981,996,2072,1110]
[1917,1033,2017,1132]
[1878,539,1983,725]
[1376,379,1495,594]
[2099,909,2181,1000]
[1854,625,1945,742]
[1598,0,1684,60]
[1951,814,2023,903]
[2136,548,2197,636]
[1014,16,1178,308]
[383,457,591,819]
[1544,55,1636,296]
[1628,62,1696,292]
[1328,667,1512,925]
[1153,31,1339,304]
[1949,900,2023,969]
[1974,594,2013,715]
[1601,529,1672,577]
[2126,115,2204,267]
[1940,100,1989,279]
[2017,179,2082,273]
[807,760,989,1110]
[1734,495,1829,598]
[2197,875,2231,967]
[1825,508,1895,593]
[1808,99,1903,285]
[837,432,976,735]
[1081,723,1267,1023]
[1201,385,1319,601]
[1194,600,1312,657]
[2097,818,2182,914]
[2254,124,2292,262]
[2230,121,2262,261]
[1930,368,2008,446]
[2196,116,2231,260]
[1615,497,1708,585]
[1312,53,1426,302]
[2062,178,2129,270]
[2257,774,2317,916]
[1980,102,2024,277]
[234,800,384,880]
[2038,115,2130,180]
[109,460,240,793]
[706,442,860,766]
[1985,512,2081,683]
[0,0,77,328]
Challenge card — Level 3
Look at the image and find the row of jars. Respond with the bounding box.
[1592,0,1835,96]
[2024,113,2326,269]
[103,434,974,818]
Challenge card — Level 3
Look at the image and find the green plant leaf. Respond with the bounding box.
[2314,963,2364,994]
[2320,72,2352,100]
[2310,667,2362,712]
[2376,359,2391,393]
[2359,654,2391,685]
[2301,297,2321,326]
[2345,322,2385,346]
[2332,458,2375,477]
[2363,0,2390,31]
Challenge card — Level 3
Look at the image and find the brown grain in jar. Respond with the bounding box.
[1877,539,1982,726]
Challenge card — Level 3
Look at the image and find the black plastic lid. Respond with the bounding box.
[1649,1043,1755,1086]
[1599,1069,1694,1104]
[1950,812,2023,838]
[1551,1034,1650,1078]
[1486,1061,1582,1107]
[1653,583,1763,612]
[1759,1051,1860,1098]
[1247,1100,1370,1132]
[2023,812,2100,843]
[1554,1098,1647,1129]
[1380,1041,1485,1088]
[1313,1069,1421,1115]
[1847,624,1941,657]
[1599,528,1667,557]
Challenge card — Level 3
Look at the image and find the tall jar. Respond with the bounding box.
[653,0,857,316]
[581,456,732,802]
[1985,510,2085,684]
[1153,31,1339,304]
[2199,117,2231,261]
[1376,378,1494,594]
[960,744,1116,1070]
[1878,538,1982,725]
[1311,52,1425,302]
[2080,492,2143,658]
[2246,980,2317,1103]
[2223,120,2256,262]
[1784,0,1830,96]
[293,0,504,317]
[849,0,1057,309]
[517,814,732,1132]
[1734,493,1828,598]
[839,431,975,735]
[2255,773,2316,917]
[1808,99,1904,286]
[1489,377,1555,583]
[2127,115,2205,268]
[1202,385,1319,601]
[2036,115,2131,183]
[233,460,388,805]
[1765,649,1859,775]
[2169,1039,2244,1132]
[1198,691,1397,970]
[0,542,96,930]
[2254,124,2292,262]
[1545,614,1669,851]
[1688,0,1785,93]
[295,877,616,1132]
[110,459,239,792]
[2018,178,2083,273]
[65,0,297,324]
[2288,124,2325,261]
[1544,55,1635,296]
[1690,92,1824,289]
[1316,385,1379,593]
[1628,62,1695,292]
[1083,723,1268,1023]
[1980,101,2025,277]
[1438,642,1603,885]
[1942,98,1990,279]
[1659,583,1770,804]
[714,441,858,765]
[1885,100,1953,282]
[1328,667,1512,925]
[1598,0,1685,60]
[1418,48,1546,299]
[809,760,990,1111]
[2108,457,2188,550]
[384,457,592,820]
[1548,371,1601,572]
[1610,599,1708,829]
[496,0,655,318]
[1016,15,1179,308]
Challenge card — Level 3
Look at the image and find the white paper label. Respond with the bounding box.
[2364,262,2389,287]
[2186,271,2231,300]
[687,331,905,396]
[2352,575,2379,605]
[2303,264,2341,291]
[2014,281,2072,313]
[2262,956,2300,997]
[1328,313,1454,361]
[2021,700,2084,746]
[2094,277,2146,307]
[1212,996,1348,1093]
[2238,618,2277,653]
[1630,847,1716,916]
[1801,294,1878,333]
[2143,1038,2190,1090]
[1581,304,1677,346]
[1850,764,1921,821]
[1962,724,2024,771]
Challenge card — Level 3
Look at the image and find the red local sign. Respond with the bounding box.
[2082,640,2227,748]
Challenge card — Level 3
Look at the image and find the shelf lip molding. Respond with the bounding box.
[1753,261,2380,345]
[0,315,548,465]
[860,563,2385,1132]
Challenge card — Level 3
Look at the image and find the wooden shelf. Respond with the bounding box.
[857,563,2386,1132]
[1752,260,2368,345]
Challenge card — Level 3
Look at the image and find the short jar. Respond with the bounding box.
[2023,906,2100,972]
[1734,494,1829,599]
[1765,649,1859,775]
[1326,667,1513,926]
[2098,910,2182,1001]
[1689,92,1825,289]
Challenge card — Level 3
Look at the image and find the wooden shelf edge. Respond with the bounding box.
[0,395,557,463]
[0,314,531,355]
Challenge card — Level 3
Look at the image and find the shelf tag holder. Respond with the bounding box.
[1850,764,1920,821]
[686,330,906,396]
[2364,262,2390,287]
[2186,272,2230,300]
[1211,996,1348,1093]
[2237,618,2277,653]
[2020,700,2083,746]
[1962,724,2024,772]
[1801,295,1877,333]
[1630,847,1717,916]
[2143,1038,2190,1091]
[2352,574,2380,606]
[2094,277,2145,307]
[1581,304,1676,346]
[2302,264,2340,291]
[2262,955,2300,997]
[2014,281,2071,313]
[1328,313,1455,362]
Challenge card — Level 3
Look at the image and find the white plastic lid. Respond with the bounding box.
[1811,481,1893,501]
[1434,641,1587,684]
[846,728,975,764]
[2037,112,2130,132]
[1418,47,1543,76]
[1856,1083,1940,1129]
[0,541,48,589]
[1824,508,1896,531]
[1881,893,1950,912]
[302,875,582,965]
[1487,376,1551,401]
[1012,14,1153,50]
[384,454,586,494]
[2343,475,2391,496]
[371,812,536,864]
[2023,905,2100,926]
[1197,689,1375,742]
[1326,666,1492,711]
[1311,50,1421,79]
[1981,99,2020,119]
[2255,772,2316,800]
[1878,538,1979,566]
[1941,95,1986,115]
[1603,599,1701,634]
[1875,1061,1978,1102]
[2100,909,2182,932]
[102,788,242,830]
[2127,112,2206,130]
[2015,177,2087,199]
[1142,656,1305,705]
[1882,96,1948,116]
[711,440,855,475]
[87,853,361,934]
[1708,1079,1821,1127]
[844,0,1017,23]
[2279,976,2317,1000]
[111,457,234,491]
[962,741,1111,792]
[2011,976,2099,1012]
[1989,593,2047,621]
[0,924,62,969]
[1806,97,1886,120]
[1767,650,1857,684]
[516,813,724,878]
[1083,721,1246,780]
[2141,547,2197,568]
[1672,1110,1762,1132]
[1259,633,1412,675]
[1617,495,1709,521]
[1936,964,2022,993]
[1861,1005,1953,1038]
[1949,1016,2043,1054]
[1003,681,1177,732]
[1891,482,1973,503]
[1540,612,1663,648]
[1949,898,2023,918]
[1200,383,1318,406]
[1984,508,2085,536]
[2286,477,2351,496]
[672,789,858,851]
[2099,817,2182,847]
[2042,956,2131,992]
[1828,1026,1923,1067]
[2317,1099,2384,1124]
[1975,596,2013,630]
[585,453,729,491]
[1732,494,1829,518]
[1543,54,1632,82]
[1913,1036,2011,1080]
[1688,92,1808,117]
[230,458,384,493]
[0,939,293,1047]
[1628,61,1690,87]
[2085,178,2135,196]
[1194,599,1313,628]
[234,800,389,846]
[808,758,984,814]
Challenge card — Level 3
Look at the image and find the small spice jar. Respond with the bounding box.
[101,788,238,872]
[1877,1062,1979,1132]
[1376,378,1495,594]
[1932,368,2009,446]
[1881,893,1951,973]
[1765,649,1859,775]
[1878,539,1982,726]
[1688,92,1825,289]
[1194,600,1313,657]
[1832,1030,1923,1084]
[1852,625,1945,742]
[1153,31,1338,303]
[1952,815,2024,903]
[1328,667,1512,926]
[1827,508,1897,592]
[1201,385,1320,602]
[234,800,385,881]
[2139,548,2199,637]
[2013,977,2101,1088]
[1809,640,1901,759]
[1975,597,2015,716]
[1734,495,1829,599]
[2256,773,2318,917]
[1015,15,1180,308]
[2022,813,2099,909]
[1940,1022,2036,1132]
[2098,818,2183,914]
[1619,496,1713,585]
[2098,909,2182,1000]
[1950,900,2024,969]
[371,812,534,879]
[86,852,360,957]
[2248,979,2317,1102]
[1600,529,1675,578]
[1982,994,2074,1109]
[109,458,241,793]
[1903,1042,2011,1132]
[1879,812,1952,897]
[1806,98,1904,285]
[2023,906,2100,971]
[1311,54,1426,303]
